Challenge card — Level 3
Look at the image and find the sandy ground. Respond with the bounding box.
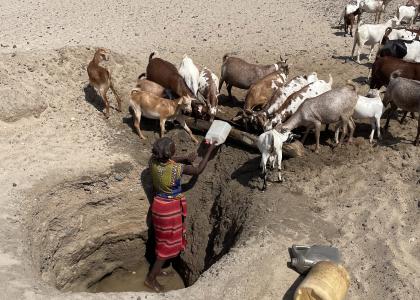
[0,0,419,299]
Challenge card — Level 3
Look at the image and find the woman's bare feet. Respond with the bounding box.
[159,268,174,276]
[144,277,164,293]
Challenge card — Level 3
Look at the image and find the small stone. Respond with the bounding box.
[13,45,16,48]
[12,183,17,187]
[416,166,420,173]
[83,186,92,192]
[114,174,124,181]
[70,117,75,121]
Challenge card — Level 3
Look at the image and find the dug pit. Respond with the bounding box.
[27,142,257,293]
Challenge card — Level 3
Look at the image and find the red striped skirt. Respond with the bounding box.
[152,195,187,260]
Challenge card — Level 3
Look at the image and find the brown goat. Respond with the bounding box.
[146,52,195,99]
[244,71,288,112]
[370,56,420,89]
[87,48,122,118]
[219,54,289,99]
[129,89,197,143]
[136,73,174,99]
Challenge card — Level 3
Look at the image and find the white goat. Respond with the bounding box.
[387,28,418,40]
[351,17,398,63]
[257,129,296,189]
[395,40,420,62]
[397,5,418,25]
[336,89,384,143]
[359,0,386,23]
[178,54,200,96]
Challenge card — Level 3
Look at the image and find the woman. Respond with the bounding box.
[145,137,217,292]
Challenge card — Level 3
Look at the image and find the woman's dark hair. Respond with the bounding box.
[152,137,175,162]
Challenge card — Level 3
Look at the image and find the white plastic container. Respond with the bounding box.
[205,120,232,145]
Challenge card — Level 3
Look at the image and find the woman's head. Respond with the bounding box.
[152,137,175,162]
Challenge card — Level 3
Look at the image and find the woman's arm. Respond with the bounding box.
[182,143,216,176]
[172,152,197,164]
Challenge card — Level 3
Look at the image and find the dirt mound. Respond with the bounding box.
[0,87,46,122]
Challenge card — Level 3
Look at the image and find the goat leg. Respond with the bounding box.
[368,45,375,62]
[261,153,269,190]
[177,116,199,144]
[376,116,381,141]
[400,111,409,124]
[385,104,397,130]
[159,119,167,137]
[110,81,122,112]
[218,78,224,93]
[334,125,341,145]
[133,110,145,139]
[301,127,311,144]
[314,122,322,153]
[339,119,348,144]
[227,84,233,100]
[100,88,110,119]
[276,150,283,182]
[347,117,355,144]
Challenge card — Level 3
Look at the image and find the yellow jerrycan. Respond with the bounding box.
[294,261,350,300]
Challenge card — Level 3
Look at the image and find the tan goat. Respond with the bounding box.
[87,48,122,118]
[129,89,198,143]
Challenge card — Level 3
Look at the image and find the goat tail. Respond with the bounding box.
[130,87,142,96]
[149,52,155,61]
[346,80,358,92]
[138,73,146,80]
[327,73,333,86]
[222,53,230,63]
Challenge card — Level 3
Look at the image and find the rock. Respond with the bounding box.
[416,166,420,173]
[12,183,17,187]
[114,174,124,181]
[283,141,305,158]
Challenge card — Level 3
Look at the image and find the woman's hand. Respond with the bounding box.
[204,140,218,150]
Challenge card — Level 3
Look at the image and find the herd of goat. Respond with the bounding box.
[86,0,420,187]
